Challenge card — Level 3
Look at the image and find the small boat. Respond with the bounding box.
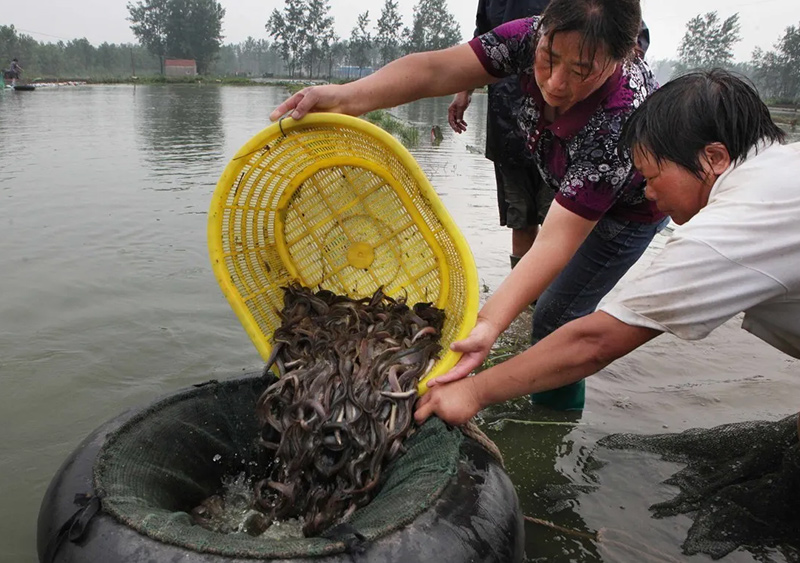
[14,84,36,91]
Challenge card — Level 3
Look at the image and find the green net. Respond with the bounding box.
[600,415,800,561]
[93,376,463,559]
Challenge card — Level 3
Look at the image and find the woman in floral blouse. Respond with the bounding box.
[271,0,667,410]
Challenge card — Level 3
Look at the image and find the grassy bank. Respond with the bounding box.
[280,83,422,147]
[363,110,420,147]
[768,106,799,131]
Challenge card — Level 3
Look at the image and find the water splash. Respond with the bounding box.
[191,472,304,539]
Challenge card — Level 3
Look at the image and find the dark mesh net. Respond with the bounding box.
[93,376,463,559]
[600,415,800,560]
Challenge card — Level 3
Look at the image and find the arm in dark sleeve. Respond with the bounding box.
[637,20,650,57]
[526,0,550,17]
[475,0,490,37]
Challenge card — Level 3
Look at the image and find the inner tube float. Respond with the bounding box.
[37,374,523,563]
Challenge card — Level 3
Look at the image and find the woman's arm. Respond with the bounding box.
[428,202,599,386]
[270,44,496,121]
[477,311,659,404]
[415,311,661,424]
[482,201,597,337]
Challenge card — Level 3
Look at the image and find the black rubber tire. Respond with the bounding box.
[37,375,524,563]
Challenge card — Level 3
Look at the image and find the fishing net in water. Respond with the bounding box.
[599,414,800,561]
[93,375,465,559]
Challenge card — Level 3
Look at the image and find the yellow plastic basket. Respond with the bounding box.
[208,113,478,392]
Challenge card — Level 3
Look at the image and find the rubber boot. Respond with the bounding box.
[530,379,585,410]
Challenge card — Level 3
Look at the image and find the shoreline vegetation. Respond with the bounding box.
[281,81,422,146]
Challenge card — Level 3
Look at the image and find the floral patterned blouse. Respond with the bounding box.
[468,16,664,223]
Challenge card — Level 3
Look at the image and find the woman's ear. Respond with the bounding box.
[703,142,731,176]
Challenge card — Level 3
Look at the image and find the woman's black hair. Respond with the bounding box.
[620,69,786,178]
[538,0,642,74]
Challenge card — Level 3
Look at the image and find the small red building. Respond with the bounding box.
[165,59,197,77]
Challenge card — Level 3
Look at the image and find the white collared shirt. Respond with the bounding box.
[601,141,800,358]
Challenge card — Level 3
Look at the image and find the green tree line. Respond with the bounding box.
[264,0,462,78]
[1,0,460,80]
[0,25,162,79]
[665,11,800,103]
[0,24,286,79]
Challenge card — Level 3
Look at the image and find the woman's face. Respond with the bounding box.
[633,144,730,225]
[534,30,618,113]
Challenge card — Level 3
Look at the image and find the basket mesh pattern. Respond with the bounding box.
[210,116,477,384]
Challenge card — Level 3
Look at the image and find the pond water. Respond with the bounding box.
[0,84,797,562]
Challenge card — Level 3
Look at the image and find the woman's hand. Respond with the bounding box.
[415,376,482,425]
[269,84,356,121]
[448,90,472,133]
[427,318,501,387]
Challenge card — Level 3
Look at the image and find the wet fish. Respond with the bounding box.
[253,284,444,536]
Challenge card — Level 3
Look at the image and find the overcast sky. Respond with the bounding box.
[5,0,799,63]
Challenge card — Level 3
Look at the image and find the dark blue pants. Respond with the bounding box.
[530,215,669,410]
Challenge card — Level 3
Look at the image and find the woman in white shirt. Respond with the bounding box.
[416,69,798,431]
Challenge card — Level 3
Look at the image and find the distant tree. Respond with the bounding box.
[63,38,95,74]
[0,25,22,65]
[350,11,373,77]
[247,37,277,76]
[214,43,239,75]
[327,38,346,79]
[676,11,740,74]
[239,36,258,74]
[1,24,163,78]
[647,59,678,85]
[187,0,225,73]
[127,0,170,73]
[210,39,284,77]
[96,42,117,74]
[751,23,800,101]
[163,0,225,74]
[375,0,403,66]
[318,19,339,78]
[406,0,461,53]
[304,0,334,78]
[316,30,338,78]
[776,24,800,99]
[0,23,302,79]
[726,61,756,79]
[165,0,191,61]
[0,26,43,76]
[400,25,412,54]
[265,0,307,77]
[37,42,67,76]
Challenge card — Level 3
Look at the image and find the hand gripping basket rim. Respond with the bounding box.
[208,112,479,393]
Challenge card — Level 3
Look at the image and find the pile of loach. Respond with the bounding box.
[252,284,445,536]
